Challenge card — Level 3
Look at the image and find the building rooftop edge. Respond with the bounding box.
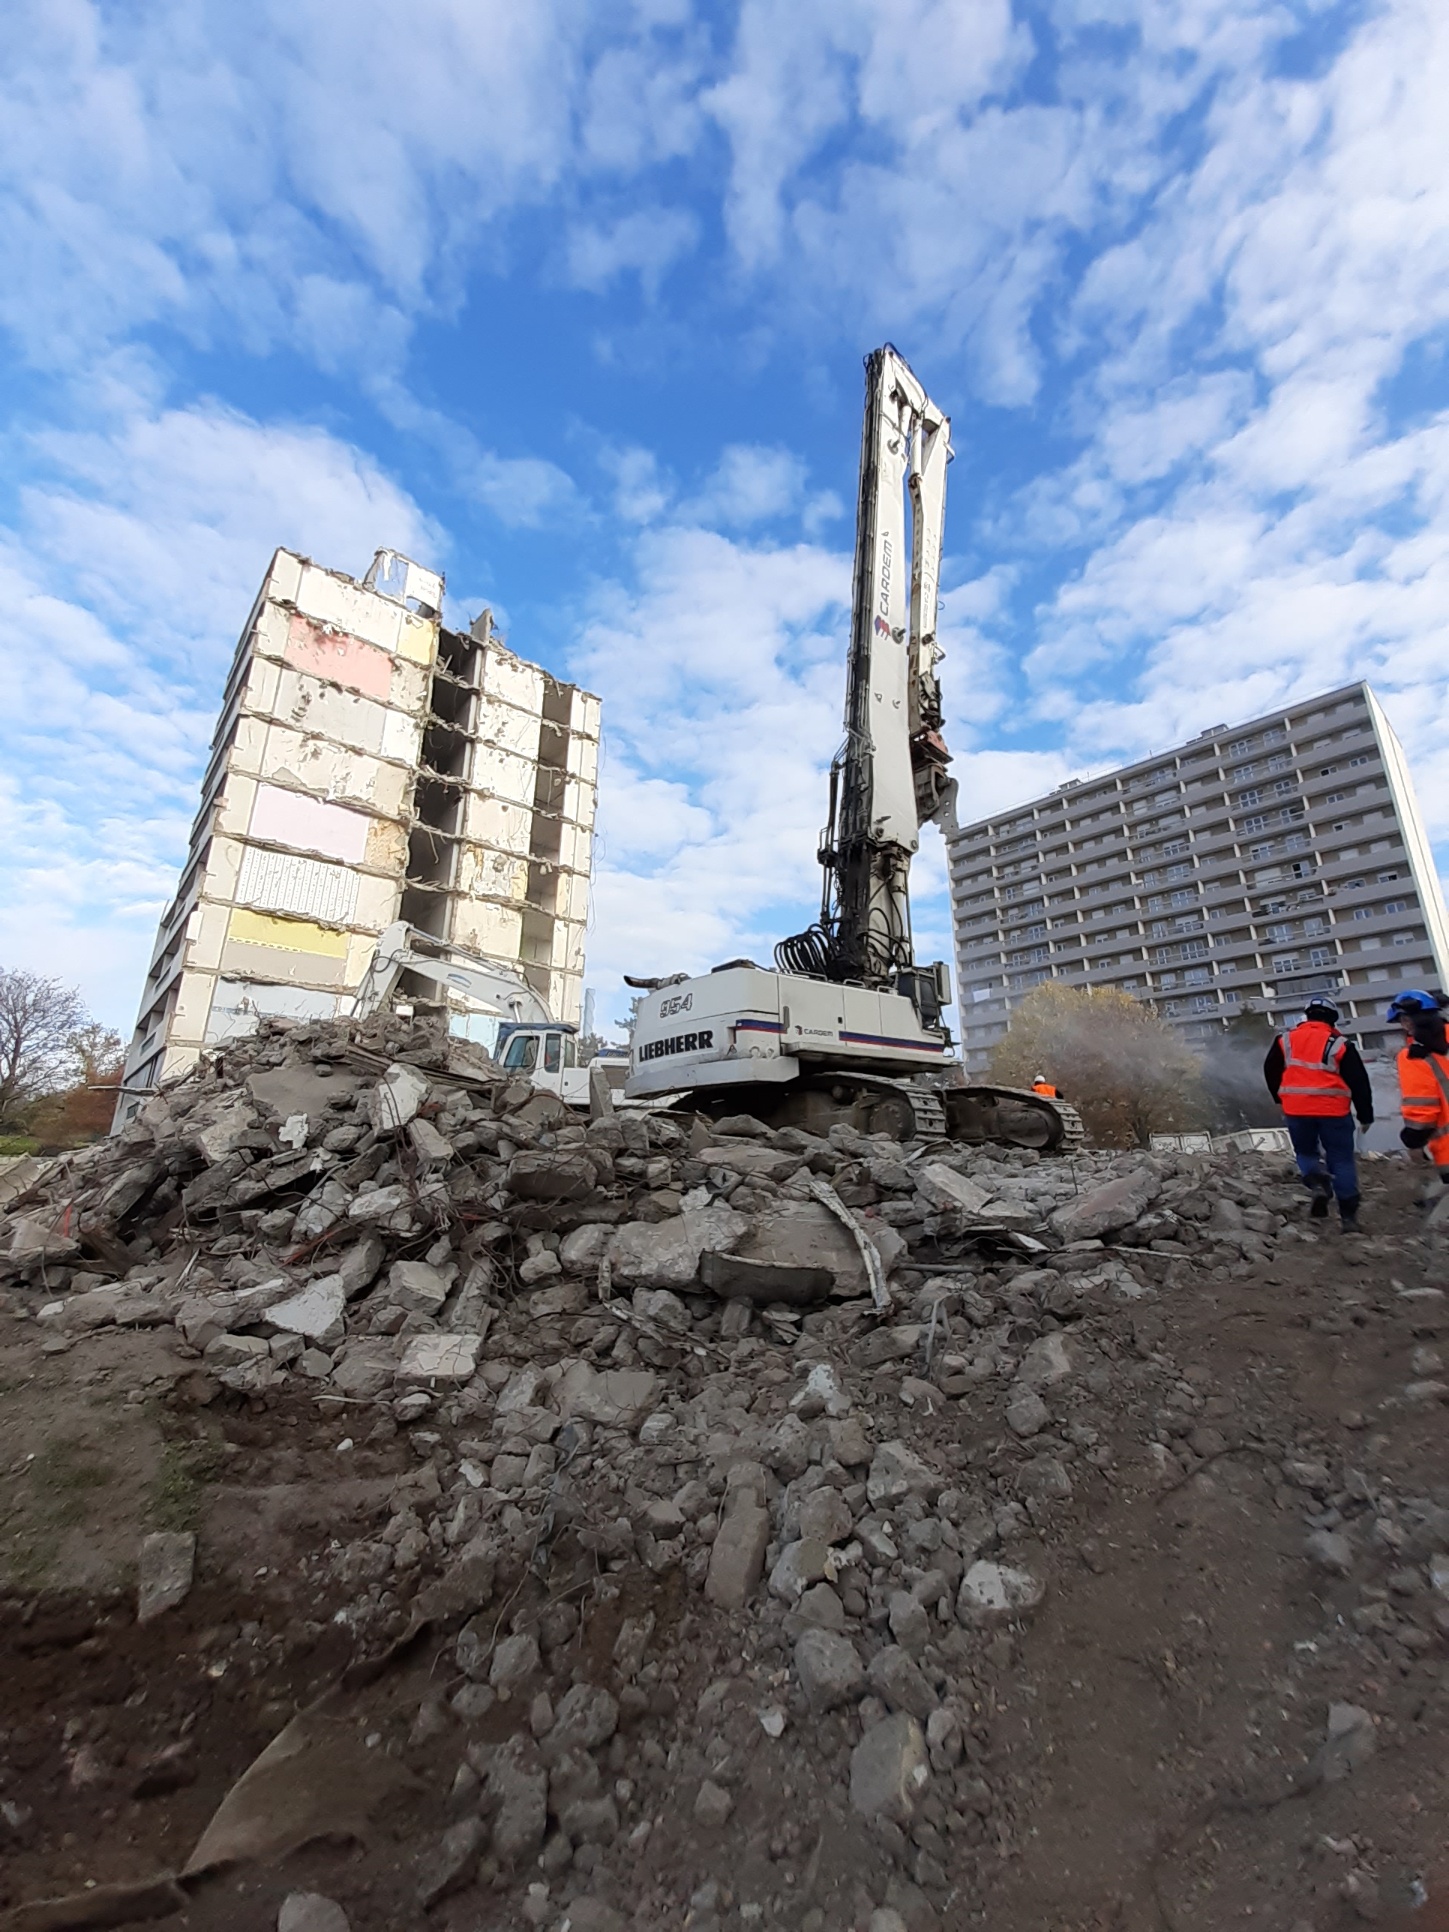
[948,678,1374,844]
[270,547,600,706]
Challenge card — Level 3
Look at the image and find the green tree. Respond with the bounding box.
[989,982,1210,1147]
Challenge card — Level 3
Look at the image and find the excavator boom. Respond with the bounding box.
[778,346,955,991]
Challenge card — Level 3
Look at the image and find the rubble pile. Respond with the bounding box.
[2,1015,1446,1931]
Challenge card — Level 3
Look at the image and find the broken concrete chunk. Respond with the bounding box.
[1005,1389,1050,1437]
[558,1224,614,1274]
[694,1778,734,1828]
[957,1560,1047,1625]
[330,1337,405,1399]
[2,1875,189,1931]
[887,1590,932,1654]
[278,1895,351,1932]
[397,1333,480,1386]
[487,1743,548,1866]
[1306,1529,1354,1575]
[203,1332,270,1370]
[768,1538,831,1602]
[265,1275,345,1340]
[794,1628,864,1711]
[916,1164,993,1217]
[337,1233,386,1300]
[1316,1702,1376,1783]
[369,1062,429,1133]
[698,1251,833,1305]
[386,1259,449,1317]
[546,1683,619,1754]
[607,1206,749,1290]
[866,1440,940,1508]
[191,1098,258,1165]
[704,1501,771,1610]
[698,1143,803,1183]
[291,1179,349,1243]
[867,1645,937,1720]
[137,1531,196,1624]
[554,1361,658,1429]
[347,1183,411,1224]
[1050,1166,1161,1242]
[507,1149,599,1202]
[518,1250,562,1285]
[828,1417,872,1468]
[416,1816,486,1908]
[1015,1332,1078,1391]
[849,1712,929,1822]
[793,1361,851,1419]
[797,1487,855,1546]
[732,1198,883,1300]
[490,1631,541,1697]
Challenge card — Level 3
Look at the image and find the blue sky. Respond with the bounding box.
[3,0,1448,1037]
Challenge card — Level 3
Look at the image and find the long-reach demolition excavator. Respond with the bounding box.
[625,346,1082,1152]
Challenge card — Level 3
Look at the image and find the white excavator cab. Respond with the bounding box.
[495,1022,591,1106]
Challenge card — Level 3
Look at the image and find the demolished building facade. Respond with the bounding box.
[115,549,600,1125]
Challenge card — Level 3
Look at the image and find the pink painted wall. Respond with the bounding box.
[284,613,393,701]
[248,783,371,864]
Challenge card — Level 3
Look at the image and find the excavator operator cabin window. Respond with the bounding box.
[543,1033,562,1074]
[502,1034,538,1072]
[564,1037,578,1068]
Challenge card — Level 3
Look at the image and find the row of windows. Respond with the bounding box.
[967,700,1372,834]
[953,808,1394,899]
[964,733,1378,860]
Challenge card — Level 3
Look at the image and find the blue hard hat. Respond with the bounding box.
[1386,989,1441,1021]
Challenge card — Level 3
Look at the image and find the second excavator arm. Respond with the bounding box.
[351,921,555,1026]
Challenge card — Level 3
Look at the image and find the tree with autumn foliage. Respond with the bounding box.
[26,1023,126,1148]
[989,982,1210,1148]
[0,969,123,1148]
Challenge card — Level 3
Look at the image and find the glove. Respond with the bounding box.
[1401,1124,1434,1149]
[1356,1114,1374,1130]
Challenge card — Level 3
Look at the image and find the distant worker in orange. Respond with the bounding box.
[1386,990,1449,1190]
[1262,995,1373,1232]
[1031,1071,1061,1098]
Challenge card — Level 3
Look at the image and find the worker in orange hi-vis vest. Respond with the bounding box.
[1262,995,1374,1233]
[1031,1073,1060,1098]
[1386,989,1449,1193]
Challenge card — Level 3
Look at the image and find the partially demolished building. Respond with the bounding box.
[115,548,599,1123]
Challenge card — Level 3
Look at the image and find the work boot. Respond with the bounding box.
[1339,1194,1362,1234]
[1306,1172,1333,1220]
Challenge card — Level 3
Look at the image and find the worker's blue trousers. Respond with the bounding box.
[1286,1114,1359,1202]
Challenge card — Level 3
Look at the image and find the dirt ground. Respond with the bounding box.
[2,1153,1446,1932]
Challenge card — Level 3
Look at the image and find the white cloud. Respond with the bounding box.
[0,0,707,373]
[573,524,854,1006]
[683,445,810,526]
[567,208,700,298]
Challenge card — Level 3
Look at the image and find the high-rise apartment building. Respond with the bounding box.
[949,682,1449,1071]
[116,547,599,1121]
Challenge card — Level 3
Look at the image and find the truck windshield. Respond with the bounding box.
[501,1034,538,1071]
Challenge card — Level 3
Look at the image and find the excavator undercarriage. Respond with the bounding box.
[679,1072,1084,1154]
